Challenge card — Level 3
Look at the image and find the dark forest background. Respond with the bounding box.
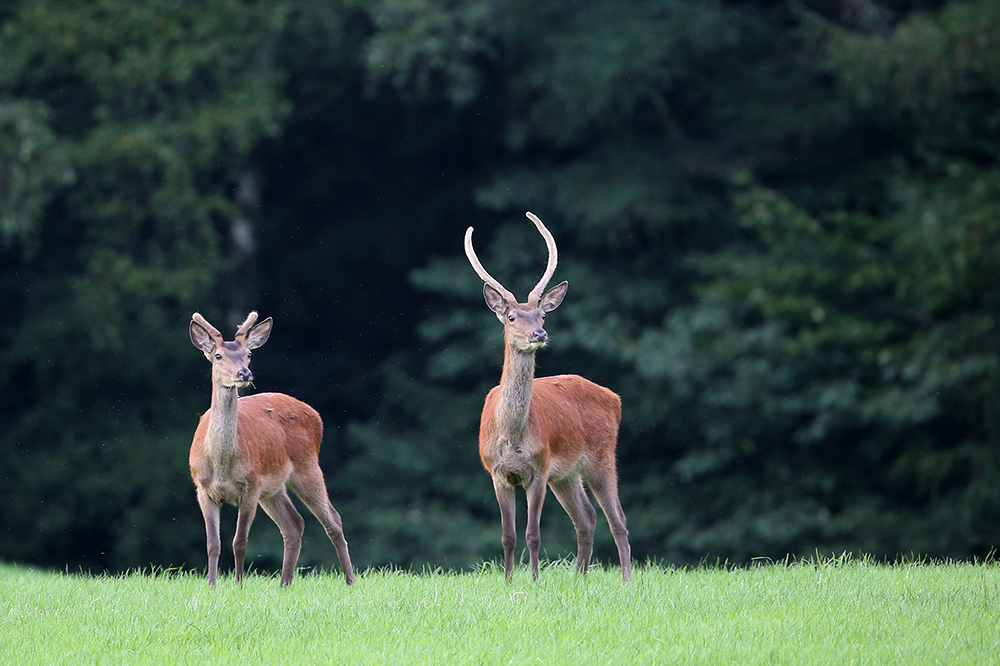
[3,0,1000,575]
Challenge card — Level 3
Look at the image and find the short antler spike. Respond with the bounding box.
[234,311,259,340]
[192,313,223,340]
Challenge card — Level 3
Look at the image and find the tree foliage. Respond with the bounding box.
[0,0,288,570]
[2,0,999,573]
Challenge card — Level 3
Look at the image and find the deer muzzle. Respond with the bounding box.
[529,329,548,344]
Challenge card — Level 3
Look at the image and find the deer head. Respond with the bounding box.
[189,311,273,389]
[465,212,568,352]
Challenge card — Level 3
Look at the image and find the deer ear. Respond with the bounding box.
[190,321,216,356]
[539,281,568,312]
[483,284,509,317]
[245,317,273,350]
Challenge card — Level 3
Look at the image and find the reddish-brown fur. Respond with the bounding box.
[480,376,622,488]
[189,393,326,508]
[465,213,632,581]
[188,312,354,587]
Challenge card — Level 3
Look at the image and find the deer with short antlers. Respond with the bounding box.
[188,311,355,587]
[465,212,632,581]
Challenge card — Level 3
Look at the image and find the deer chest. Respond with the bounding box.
[194,461,254,506]
[482,437,542,489]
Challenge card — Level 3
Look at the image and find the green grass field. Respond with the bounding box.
[1,557,998,665]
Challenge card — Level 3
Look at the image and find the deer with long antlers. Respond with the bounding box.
[188,311,355,586]
[465,212,632,581]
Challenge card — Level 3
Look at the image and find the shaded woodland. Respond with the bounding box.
[2,0,1000,573]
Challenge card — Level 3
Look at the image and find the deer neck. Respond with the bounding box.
[205,382,240,462]
[495,336,536,443]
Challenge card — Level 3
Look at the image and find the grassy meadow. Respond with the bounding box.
[1,557,998,665]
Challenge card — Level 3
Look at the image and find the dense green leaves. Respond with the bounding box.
[0,100,74,243]
[0,0,289,570]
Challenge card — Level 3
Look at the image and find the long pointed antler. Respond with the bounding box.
[192,312,223,341]
[465,213,560,306]
[465,227,517,303]
[234,311,259,341]
[525,212,558,307]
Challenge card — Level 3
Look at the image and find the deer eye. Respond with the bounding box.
[215,353,222,360]
[541,313,546,319]
[247,351,252,358]
[508,315,515,322]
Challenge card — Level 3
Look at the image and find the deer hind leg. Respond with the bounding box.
[492,476,517,580]
[524,476,548,581]
[197,490,222,586]
[585,468,632,582]
[549,475,597,575]
[259,488,305,587]
[290,466,356,585]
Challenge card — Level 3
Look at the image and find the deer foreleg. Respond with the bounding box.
[493,477,517,580]
[525,478,548,581]
[197,490,222,586]
[232,494,260,584]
